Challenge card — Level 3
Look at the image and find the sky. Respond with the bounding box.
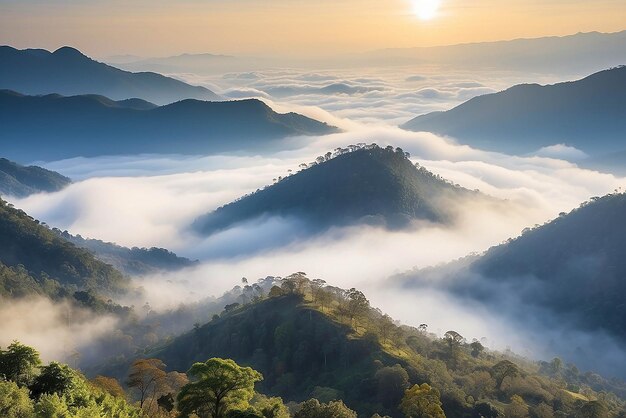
[1,0,625,58]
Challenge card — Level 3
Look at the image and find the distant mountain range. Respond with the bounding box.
[194,145,480,237]
[361,30,626,74]
[107,52,256,76]
[402,66,626,156]
[0,198,129,298]
[0,158,71,197]
[401,192,626,351]
[55,231,198,276]
[0,90,338,161]
[0,46,220,104]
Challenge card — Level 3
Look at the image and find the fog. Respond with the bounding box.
[0,297,118,364]
[4,65,626,378]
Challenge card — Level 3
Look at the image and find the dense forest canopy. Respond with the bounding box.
[194,144,480,236]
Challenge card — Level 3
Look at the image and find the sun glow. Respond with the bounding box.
[411,0,441,20]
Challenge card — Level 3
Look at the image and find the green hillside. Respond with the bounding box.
[0,198,129,298]
[150,274,626,417]
[195,144,479,236]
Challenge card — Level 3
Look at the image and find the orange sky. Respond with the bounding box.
[0,0,624,57]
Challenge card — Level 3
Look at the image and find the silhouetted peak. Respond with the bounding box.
[52,46,88,59]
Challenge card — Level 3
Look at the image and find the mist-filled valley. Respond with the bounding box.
[1,9,626,417]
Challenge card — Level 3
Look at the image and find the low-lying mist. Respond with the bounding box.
[6,126,626,376]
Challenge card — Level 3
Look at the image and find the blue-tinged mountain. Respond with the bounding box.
[401,66,626,156]
[0,198,129,298]
[0,45,220,104]
[194,145,480,237]
[402,192,626,348]
[0,157,71,197]
[0,90,338,161]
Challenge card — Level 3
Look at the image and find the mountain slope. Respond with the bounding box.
[148,277,626,417]
[0,198,129,297]
[56,231,198,276]
[0,158,71,197]
[0,46,220,104]
[0,90,338,161]
[403,193,626,349]
[401,66,626,155]
[194,145,478,236]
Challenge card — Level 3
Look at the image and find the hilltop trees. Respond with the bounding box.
[177,358,263,418]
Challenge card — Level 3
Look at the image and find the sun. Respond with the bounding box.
[411,0,441,20]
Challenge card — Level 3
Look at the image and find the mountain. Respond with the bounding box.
[0,158,71,197]
[0,90,339,161]
[0,45,221,104]
[108,52,252,75]
[360,30,626,74]
[0,198,129,298]
[194,144,479,237]
[55,231,198,276]
[401,66,626,156]
[402,192,626,354]
[147,275,626,417]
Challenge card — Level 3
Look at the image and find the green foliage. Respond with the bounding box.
[400,383,446,418]
[375,364,410,407]
[195,144,477,235]
[0,341,42,386]
[177,358,263,418]
[30,362,91,408]
[294,399,357,418]
[0,198,129,297]
[151,274,626,418]
[0,342,140,418]
[0,379,34,418]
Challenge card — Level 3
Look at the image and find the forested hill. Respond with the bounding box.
[149,274,626,418]
[401,192,626,360]
[0,45,220,104]
[194,144,479,236]
[401,66,626,155]
[468,193,626,344]
[56,230,198,276]
[0,198,129,298]
[0,157,71,197]
[0,90,339,161]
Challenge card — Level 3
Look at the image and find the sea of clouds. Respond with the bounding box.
[3,67,625,374]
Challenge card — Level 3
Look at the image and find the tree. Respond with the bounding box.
[126,358,167,409]
[505,395,529,418]
[30,361,90,408]
[0,379,34,418]
[177,358,263,418]
[578,401,609,418]
[294,399,357,418]
[469,341,484,358]
[399,383,446,418]
[491,360,520,390]
[344,288,370,328]
[0,341,42,386]
[253,395,290,418]
[472,401,503,418]
[443,331,464,368]
[375,364,410,407]
[91,375,126,398]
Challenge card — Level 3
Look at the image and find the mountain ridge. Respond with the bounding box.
[0,90,339,161]
[0,45,221,104]
[401,66,626,156]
